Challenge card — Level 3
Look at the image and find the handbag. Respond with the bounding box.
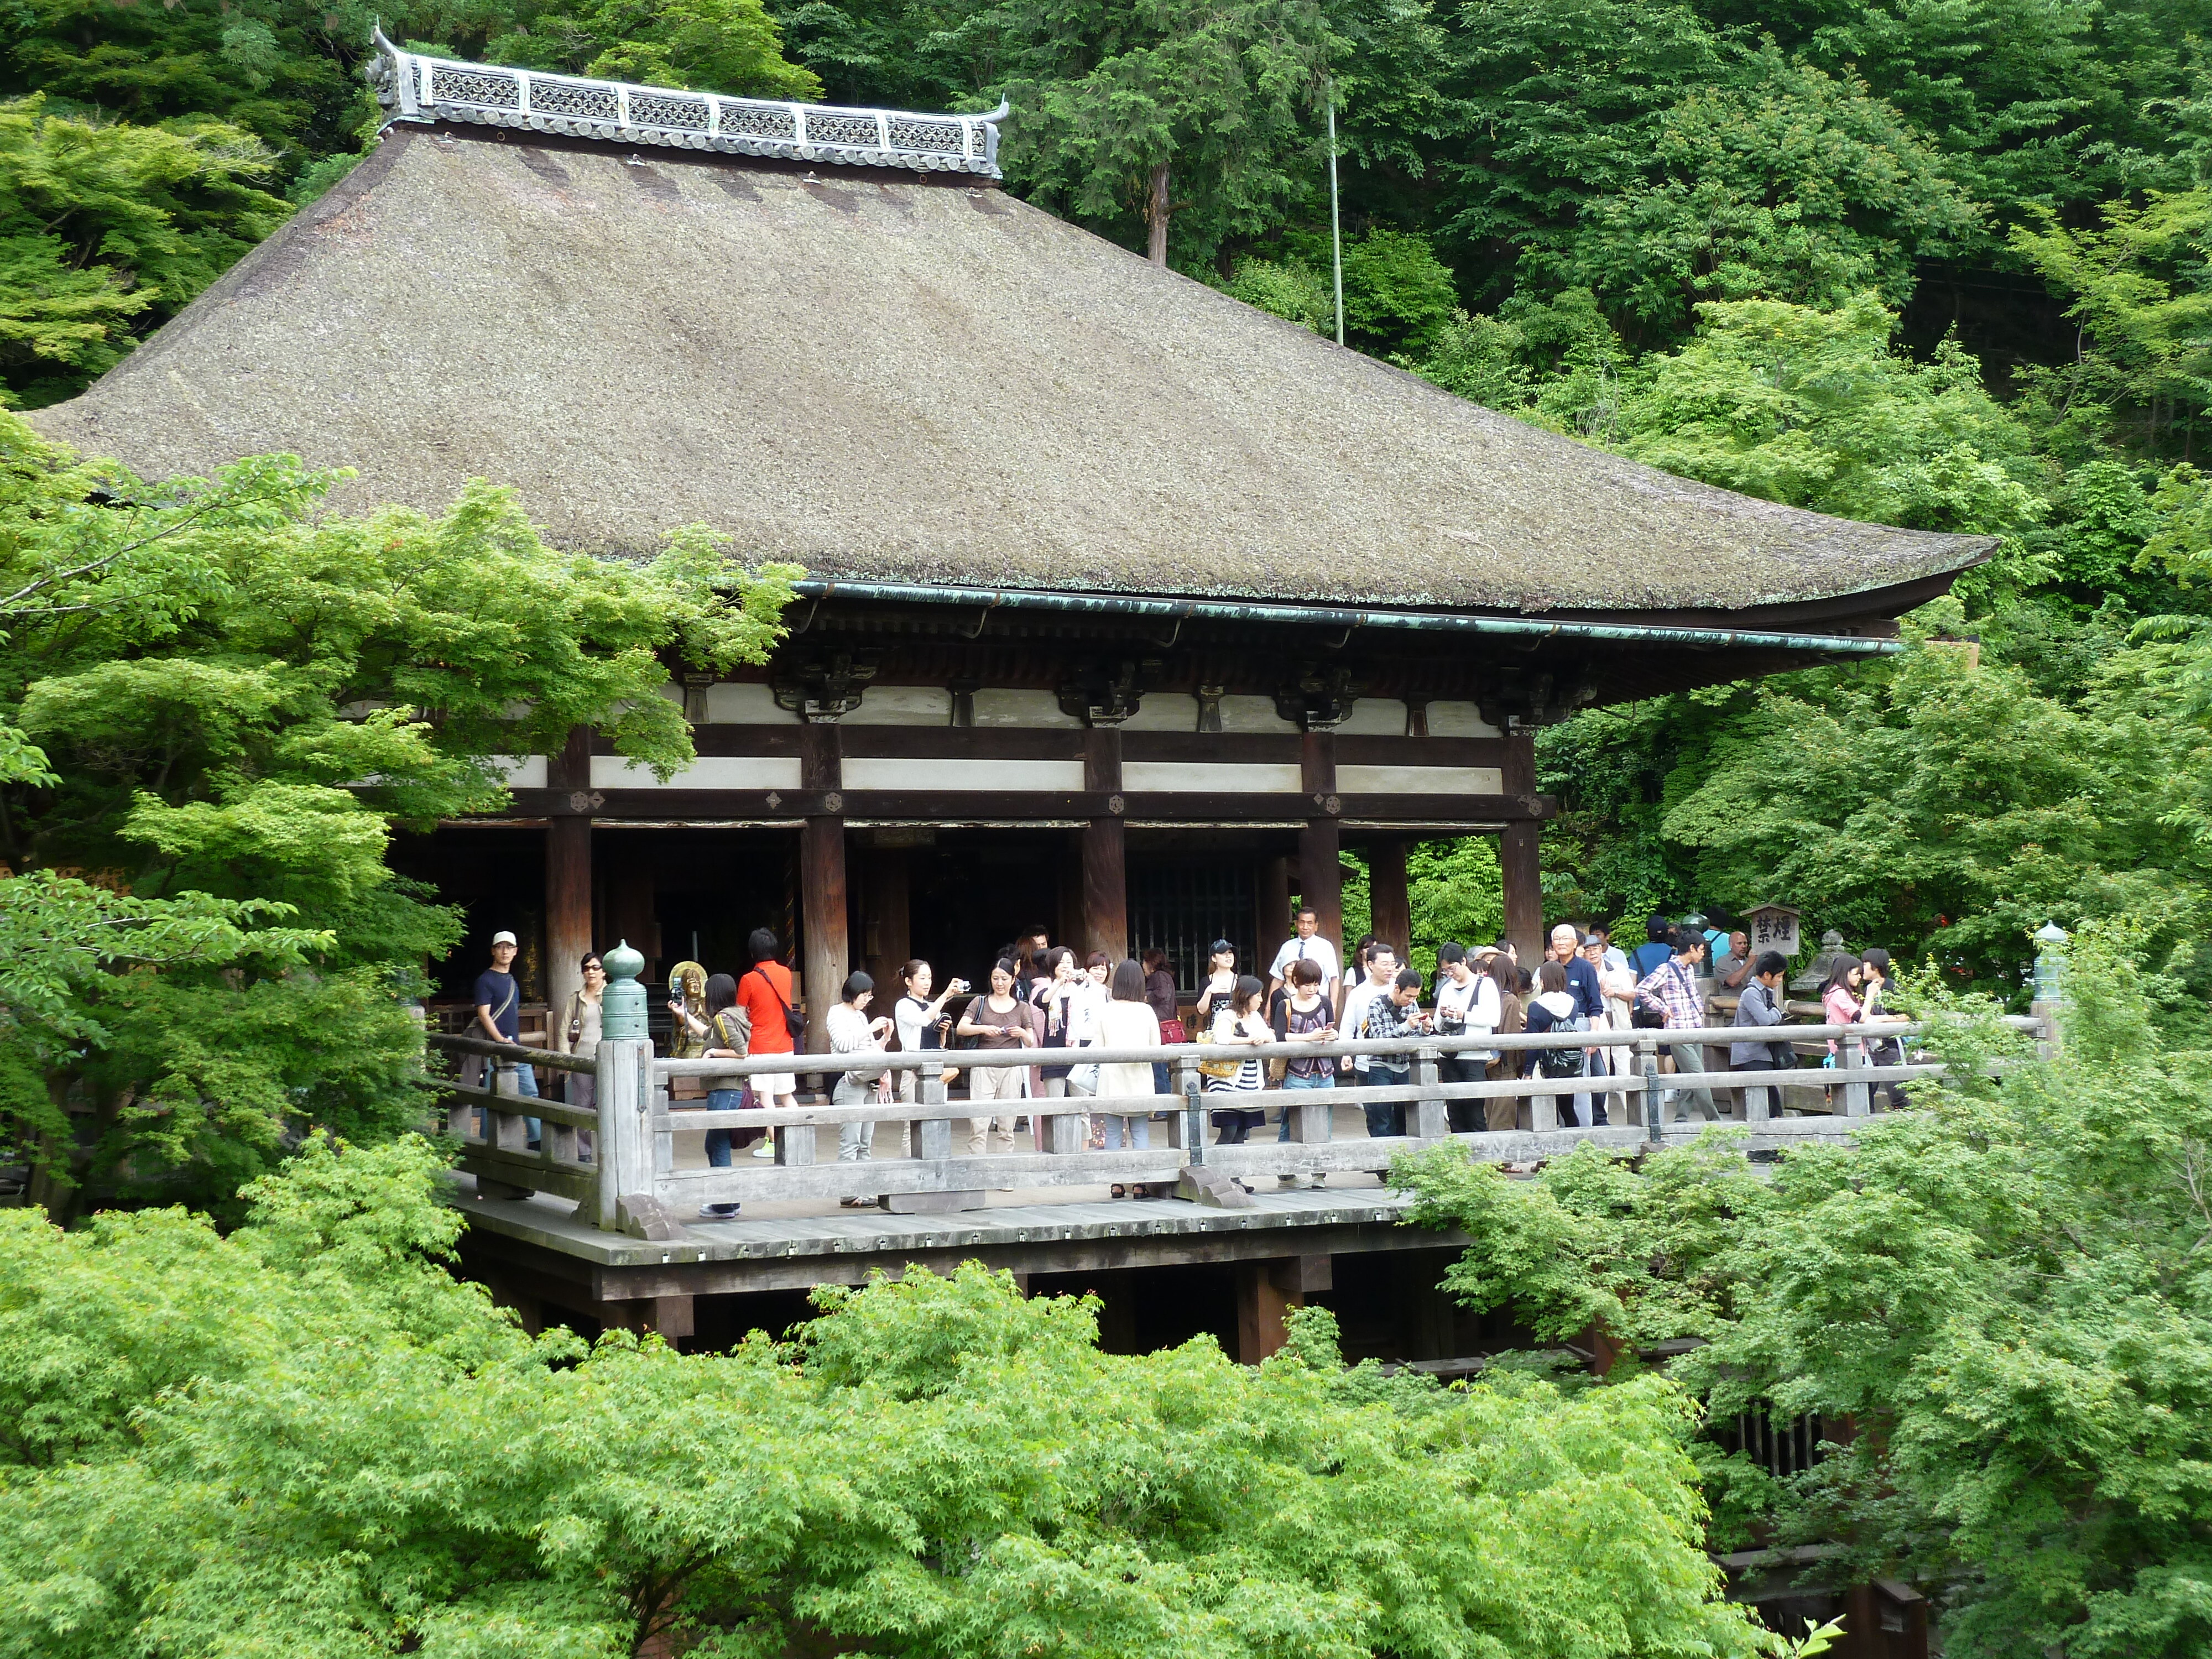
[1160,1018,1188,1045]
[1068,1061,1101,1094]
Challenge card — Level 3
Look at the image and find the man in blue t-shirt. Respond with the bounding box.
[471,930,540,1115]
[1629,915,1675,979]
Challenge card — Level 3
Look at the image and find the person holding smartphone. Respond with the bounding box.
[891,959,964,1103]
[1273,956,1337,1187]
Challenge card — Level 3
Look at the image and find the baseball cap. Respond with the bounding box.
[491,930,518,947]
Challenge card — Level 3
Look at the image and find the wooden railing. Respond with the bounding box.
[424,1015,2043,1231]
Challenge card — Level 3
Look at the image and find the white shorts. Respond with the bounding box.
[749,1070,796,1099]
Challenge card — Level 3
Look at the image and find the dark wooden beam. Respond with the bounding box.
[799,726,847,1046]
[1369,837,1410,961]
[1501,729,1542,960]
[503,788,1552,824]
[612,724,1506,767]
[1081,728,1128,961]
[545,727,594,1018]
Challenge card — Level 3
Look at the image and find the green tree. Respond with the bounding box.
[0,1135,1773,1657]
[0,96,292,408]
[488,0,821,98]
[1396,925,2212,1656]
[0,414,797,1215]
[1556,53,1980,333]
[984,0,1333,267]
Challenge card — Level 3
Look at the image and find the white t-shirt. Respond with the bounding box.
[1339,974,1391,1073]
[1269,933,1342,989]
[895,993,937,1053]
[1434,969,1501,1061]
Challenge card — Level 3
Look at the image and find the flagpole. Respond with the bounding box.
[1326,87,1344,346]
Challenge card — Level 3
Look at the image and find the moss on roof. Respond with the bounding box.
[30,126,1991,614]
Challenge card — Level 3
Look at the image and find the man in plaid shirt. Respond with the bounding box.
[1635,926,1718,1121]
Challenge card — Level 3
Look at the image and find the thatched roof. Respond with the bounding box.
[30,122,1990,615]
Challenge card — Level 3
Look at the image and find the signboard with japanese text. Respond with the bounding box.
[1745,904,1802,958]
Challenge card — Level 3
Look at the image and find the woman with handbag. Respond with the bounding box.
[1094,958,1161,1190]
[1142,948,1180,1096]
[552,952,606,1112]
[1482,952,1526,1131]
[692,972,755,1219]
[1204,974,1272,1147]
[955,958,1035,1154]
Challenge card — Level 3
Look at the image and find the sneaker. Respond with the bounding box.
[751,1141,776,1159]
[838,1195,874,1208]
[1306,1173,1327,1189]
[697,1202,740,1219]
[1278,1174,1298,1187]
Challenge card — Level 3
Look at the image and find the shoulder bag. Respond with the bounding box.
[749,965,806,1048]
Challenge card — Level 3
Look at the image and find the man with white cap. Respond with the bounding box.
[472,930,540,1137]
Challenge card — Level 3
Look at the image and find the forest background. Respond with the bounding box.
[6,0,2211,1013]
[4,4,2212,1653]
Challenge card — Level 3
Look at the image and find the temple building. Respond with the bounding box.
[29,33,1995,1032]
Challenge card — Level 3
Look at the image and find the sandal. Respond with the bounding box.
[1110,1184,1126,1199]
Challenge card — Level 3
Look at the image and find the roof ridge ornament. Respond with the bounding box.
[367,27,1006,179]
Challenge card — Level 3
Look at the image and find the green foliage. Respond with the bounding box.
[1397,927,2212,1657]
[0,1139,1770,1657]
[487,0,821,98]
[988,0,1332,267]
[1548,51,1981,333]
[0,413,796,1214]
[0,96,291,408]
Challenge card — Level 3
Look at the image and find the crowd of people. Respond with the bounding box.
[465,907,1910,1219]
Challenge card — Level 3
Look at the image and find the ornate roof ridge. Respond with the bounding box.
[367,27,1006,178]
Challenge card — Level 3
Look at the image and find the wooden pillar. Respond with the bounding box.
[1256,854,1291,963]
[1081,727,1128,961]
[1236,1262,1299,1364]
[1501,730,1542,961]
[1297,730,1342,957]
[1237,1256,1331,1364]
[861,847,910,990]
[1368,837,1410,961]
[799,727,847,1053]
[545,727,594,1022]
[608,849,659,979]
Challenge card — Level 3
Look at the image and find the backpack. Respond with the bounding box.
[748,965,805,1048]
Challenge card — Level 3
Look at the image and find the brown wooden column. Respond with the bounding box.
[1256,854,1292,965]
[545,727,595,1021]
[861,846,910,990]
[1297,731,1342,957]
[1368,837,1410,961]
[1081,728,1128,961]
[1237,1256,1332,1364]
[799,726,847,1052]
[1501,730,1543,961]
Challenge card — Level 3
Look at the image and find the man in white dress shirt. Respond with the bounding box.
[1267,906,1342,1011]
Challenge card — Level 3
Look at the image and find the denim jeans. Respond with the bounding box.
[506,1061,540,1145]
[1277,1070,1333,1139]
[1363,1067,1409,1139]
[1099,1113,1149,1149]
[704,1088,742,1166]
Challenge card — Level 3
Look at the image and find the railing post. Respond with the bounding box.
[597,1036,654,1231]
[1181,1067,1206,1165]
[597,940,658,1233]
[914,1069,952,1160]
[1841,1031,1872,1118]
[1637,1035,1663,1142]
[1411,1046,1447,1140]
[1744,1073,1772,1123]
[1528,1065,1557,1134]
[776,1110,819,1166]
